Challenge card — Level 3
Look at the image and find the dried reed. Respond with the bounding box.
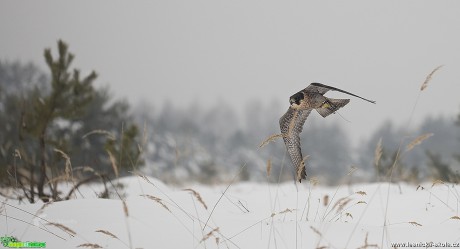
[107,150,119,178]
[200,227,219,243]
[432,179,445,187]
[46,222,76,236]
[406,133,433,152]
[183,189,208,210]
[95,229,119,239]
[54,149,72,181]
[140,194,170,212]
[266,159,272,177]
[420,65,443,91]
[122,200,129,217]
[323,195,329,207]
[77,243,102,248]
[259,134,283,148]
[408,221,422,226]
[450,216,460,220]
[374,138,383,167]
[296,156,309,182]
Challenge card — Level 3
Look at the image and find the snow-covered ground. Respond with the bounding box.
[1,177,460,249]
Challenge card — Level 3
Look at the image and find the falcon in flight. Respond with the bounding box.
[279,83,375,182]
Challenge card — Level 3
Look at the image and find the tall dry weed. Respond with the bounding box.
[420,65,443,91]
[183,189,208,210]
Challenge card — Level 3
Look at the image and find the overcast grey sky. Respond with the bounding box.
[1,1,460,146]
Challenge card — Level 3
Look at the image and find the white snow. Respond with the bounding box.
[1,177,460,249]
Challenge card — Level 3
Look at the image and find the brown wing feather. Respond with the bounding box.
[304,83,333,95]
[305,82,376,104]
[279,107,312,182]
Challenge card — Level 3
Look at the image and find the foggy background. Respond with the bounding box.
[1,1,460,184]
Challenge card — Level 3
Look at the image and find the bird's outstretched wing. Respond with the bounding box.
[304,82,376,104]
[279,107,312,182]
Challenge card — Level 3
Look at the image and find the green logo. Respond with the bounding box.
[1,236,46,248]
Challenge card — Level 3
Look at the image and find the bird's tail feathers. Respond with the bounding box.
[316,98,350,118]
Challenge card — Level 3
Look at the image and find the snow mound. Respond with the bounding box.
[1,181,459,249]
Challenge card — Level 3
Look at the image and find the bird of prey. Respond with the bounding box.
[279,83,375,182]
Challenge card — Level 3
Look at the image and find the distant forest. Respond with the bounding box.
[1,41,459,199]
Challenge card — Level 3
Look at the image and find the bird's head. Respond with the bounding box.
[289,91,304,107]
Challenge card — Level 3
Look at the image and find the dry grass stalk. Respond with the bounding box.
[77,243,103,248]
[345,212,353,219]
[420,65,443,91]
[323,195,329,207]
[357,201,367,205]
[82,129,115,140]
[450,216,460,220]
[310,177,319,186]
[408,221,422,226]
[46,222,76,236]
[266,159,272,177]
[0,202,5,213]
[356,232,378,249]
[95,229,119,239]
[106,150,119,178]
[432,179,445,187]
[200,227,219,243]
[337,198,352,213]
[347,166,358,176]
[259,134,283,148]
[133,172,156,187]
[36,201,54,216]
[310,226,322,237]
[183,188,208,210]
[140,194,170,212]
[122,200,129,217]
[355,191,367,196]
[54,149,72,181]
[279,208,294,214]
[406,133,433,152]
[416,185,425,191]
[330,197,347,212]
[374,138,383,167]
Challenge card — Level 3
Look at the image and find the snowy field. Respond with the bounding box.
[1,176,460,249]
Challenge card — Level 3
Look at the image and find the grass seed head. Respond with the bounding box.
[266,159,272,177]
[406,133,433,152]
[259,133,283,148]
[46,222,76,236]
[77,243,103,248]
[420,65,443,91]
[374,138,383,167]
[122,200,129,217]
[408,221,422,226]
[95,229,119,239]
[183,188,208,210]
[107,150,119,178]
[140,194,171,212]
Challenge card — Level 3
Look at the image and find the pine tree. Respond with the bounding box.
[22,40,96,202]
